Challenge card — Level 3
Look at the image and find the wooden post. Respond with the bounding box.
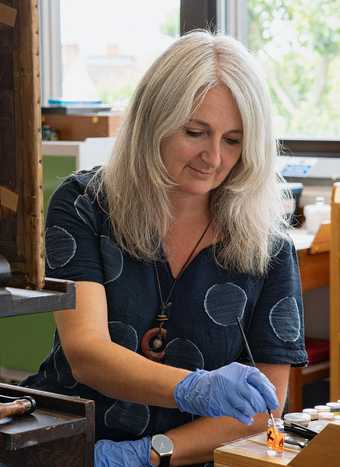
[330,182,340,400]
[0,0,44,289]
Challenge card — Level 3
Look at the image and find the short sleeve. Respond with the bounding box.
[245,238,308,367]
[44,174,104,284]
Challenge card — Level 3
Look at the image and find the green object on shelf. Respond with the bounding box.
[0,155,77,374]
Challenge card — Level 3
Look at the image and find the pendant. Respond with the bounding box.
[141,327,167,361]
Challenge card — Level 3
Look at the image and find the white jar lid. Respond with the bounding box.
[326,402,340,410]
[318,412,335,420]
[284,412,311,426]
[303,408,319,419]
[314,405,331,412]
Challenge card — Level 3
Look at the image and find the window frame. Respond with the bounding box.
[39,0,340,152]
[39,0,62,106]
[237,0,340,153]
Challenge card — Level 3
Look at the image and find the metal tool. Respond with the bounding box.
[236,316,278,431]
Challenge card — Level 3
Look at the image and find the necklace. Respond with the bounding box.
[141,220,212,361]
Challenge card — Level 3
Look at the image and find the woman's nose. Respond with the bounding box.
[200,140,221,168]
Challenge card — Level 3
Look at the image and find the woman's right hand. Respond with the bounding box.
[174,362,278,424]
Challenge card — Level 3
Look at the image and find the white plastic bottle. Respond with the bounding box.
[303,196,330,234]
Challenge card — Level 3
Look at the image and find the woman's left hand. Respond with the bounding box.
[95,437,153,467]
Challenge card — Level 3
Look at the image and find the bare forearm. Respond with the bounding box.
[71,337,189,407]
[165,363,288,466]
[165,401,285,465]
[165,414,268,466]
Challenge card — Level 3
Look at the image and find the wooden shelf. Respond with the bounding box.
[0,278,75,318]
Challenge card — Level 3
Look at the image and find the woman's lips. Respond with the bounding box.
[188,165,213,176]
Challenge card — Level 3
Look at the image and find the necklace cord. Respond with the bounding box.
[154,219,212,315]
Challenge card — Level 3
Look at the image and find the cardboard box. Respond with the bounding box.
[214,423,340,467]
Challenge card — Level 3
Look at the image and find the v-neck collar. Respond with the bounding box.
[159,243,216,281]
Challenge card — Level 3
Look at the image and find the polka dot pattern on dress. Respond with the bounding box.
[204,282,247,326]
[269,296,301,342]
[104,400,150,436]
[45,226,77,269]
[164,338,204,370]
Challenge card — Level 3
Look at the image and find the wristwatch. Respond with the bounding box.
[151,434,174,467]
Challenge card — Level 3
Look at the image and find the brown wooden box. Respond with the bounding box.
[42,112,122,141]
[0,382,95,467]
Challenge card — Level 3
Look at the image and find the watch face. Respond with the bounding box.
[152,434,174,456]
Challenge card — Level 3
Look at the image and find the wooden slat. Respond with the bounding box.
[0,3,17,27]
[0,185,18,212]
[289,423,340,467]
[0,0,44,289]
[298,249,329,293]
[330,182,340,400]
[16,0,44,288]
[310,221,330,254]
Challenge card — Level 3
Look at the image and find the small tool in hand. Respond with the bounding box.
[236,316,278,431]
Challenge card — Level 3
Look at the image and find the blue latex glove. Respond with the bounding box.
[95,437,153,467]
[174,362,278,425]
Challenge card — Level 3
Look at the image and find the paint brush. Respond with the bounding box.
[236,316,278,431]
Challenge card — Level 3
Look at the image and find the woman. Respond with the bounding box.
[23,31,307,466]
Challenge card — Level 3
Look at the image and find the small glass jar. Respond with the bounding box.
[266,418,285,457]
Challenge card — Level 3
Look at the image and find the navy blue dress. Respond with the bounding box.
[22,169,307,447]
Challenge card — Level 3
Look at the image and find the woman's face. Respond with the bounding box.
[160,84,243,198]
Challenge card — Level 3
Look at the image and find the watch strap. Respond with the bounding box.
[158,454,171,467]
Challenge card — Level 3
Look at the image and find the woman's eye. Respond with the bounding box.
[225,138,240,145]
[185,129,203,137]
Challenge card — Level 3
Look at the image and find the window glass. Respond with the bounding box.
[247,0,340,139]
[60,0,180,109]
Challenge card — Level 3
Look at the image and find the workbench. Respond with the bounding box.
[214,422,340,467]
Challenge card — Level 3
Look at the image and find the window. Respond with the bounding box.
[246,0,340,140]
[58,0,180,110]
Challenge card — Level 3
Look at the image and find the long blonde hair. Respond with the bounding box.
[101,30,290,275]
